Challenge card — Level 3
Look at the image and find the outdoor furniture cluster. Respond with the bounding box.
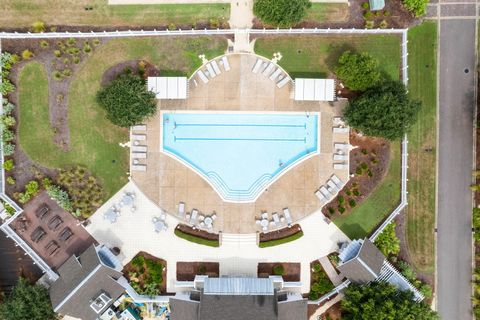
[152,211,168,233]
[256,208,293,233]
[332,117,350,170]
[177,201,217,231]
[252,57,290,88]
[103,192,137,223]
[131,124,147,172]
[195,55,230,85]
[315,174,345,205]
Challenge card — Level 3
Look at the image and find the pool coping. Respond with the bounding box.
[158,110,322,204]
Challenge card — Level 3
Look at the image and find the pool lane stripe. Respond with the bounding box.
[174,137,307,142]
[173,123,307,129]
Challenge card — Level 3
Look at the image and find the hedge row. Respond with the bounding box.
[174,229,220,247]
[259,230,304,248]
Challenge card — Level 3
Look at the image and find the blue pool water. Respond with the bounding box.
[162,113,319,202]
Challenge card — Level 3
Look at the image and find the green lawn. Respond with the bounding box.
[254,35,401,79]
[0,0,230,29]
[334,143,402,239]
[405,21,438,275]
[304,3,349,24]
[17,37,227,198]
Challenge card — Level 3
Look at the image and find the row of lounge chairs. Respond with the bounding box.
[333,143,350,170]
[256,208,293,233]
[177,202,216,230]
[315,175,345,205]
[131,124,147,172]
[252,58,290,88]
[196,56,231,85]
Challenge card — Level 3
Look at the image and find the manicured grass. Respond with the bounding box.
[304,3,349,24]
[17,62,63,161]
[17,37,227,198]
[259,231,304,248]
[0,1,230,29]
[334,143,402,239]
[405,22,438,275]
[254,35,401,79]
[174,229,220,247]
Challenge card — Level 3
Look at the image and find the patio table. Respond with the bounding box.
[154,221,166,232]
[121,195,134,207]
[104,209,118,223]
[260,219,269,228]
[204,217,213,226]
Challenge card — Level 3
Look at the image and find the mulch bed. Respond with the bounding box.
[176,224,219,241]
[307,301,342,320]
[259,224,302,242]
[325,131,390,219]
[253,0,418,29]
[257,262,300,282]
[176,262,219,281]
[122,251,167,294]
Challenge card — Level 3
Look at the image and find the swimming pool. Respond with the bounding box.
[161,112,319,202]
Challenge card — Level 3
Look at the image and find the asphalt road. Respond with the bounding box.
[437,19,475,319]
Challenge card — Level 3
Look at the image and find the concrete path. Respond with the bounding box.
[318,256,343,286]
[229,0,254,29]
[308,293,344,320]
[86,181,350,294]
[432,2,477,318]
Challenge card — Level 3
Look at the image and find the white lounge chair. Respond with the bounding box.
[262,63,275,76]
[132,134,146,141]
[261,211,268,220]
[272,213,281,226]
[283,208,293,226]
[131,125,146,131]
[320,186,332,198]
[131,164,146,171]
[331,174,344,187]
[132,152,147,159]
[333,127,349,134]
[315,190,327,203]
[190,209,198,223]
[277,76,290,88]
[221,56,231,71]
[252,58,263,74]
[327,180,339,192]
[178,202,185,217]
[206,63,216,78]
[332,117,345,126]
[211,60,221,75]
[269,68,282,81]
[334,163,349,170]
[197,70,209,84]
[334,143,350,150]
[333,154,348,161]
[132,146,147,152]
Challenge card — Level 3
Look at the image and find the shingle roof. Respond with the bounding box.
[277,299,308,320]
[199,294,278,320]
[170,297,200,320]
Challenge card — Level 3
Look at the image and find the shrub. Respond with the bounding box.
[18,193,31,204]
[343,80,421,140]
[31,21,46,33]
[374,222,400,256]
[362,2,370,9]
[335,51,381,91]
[168,23,177,31]
[42,177,52,189]
[353,189,360,196]
[361,148,368,155]
[21,50,34,60]
[73,56,80,64]
[209,18,220,29]
[349,199,357,207]
[63,58,70,65]
[92,39,101,46]
[46,185,73,212]
[6,176,15,185]
[54,50,62,58]
[97,73,157,127]
[367,169,373,177]
[39,40,49,49]
[3,159,14,171]
[83,43,92,54]
[363,11,373,19]
[338,206,346,214]
[53,71,63,81]
[0,79,15,95]
[25,181,39,197]
[327,207,335,215]
[2,101,15,115]
[3,143,15,156]
[67,47,80,55]
[360,162,368,170]
[383,10,391,16]
[309,291,319,300]
[2,128,14,142]
[338,195,345,204]
[403,0,428,16]
[273,264,285,276]
[131,255,145,268]
[2,115,16,127]
[198,264,207,274]
[355,166,363,175]
[3,201,15,215]
[253,0,312,27]
[62,69,72,77]
[313,263,322,273]
[379,20,388,29]
[67,38,76,46]
[365,20,375,29]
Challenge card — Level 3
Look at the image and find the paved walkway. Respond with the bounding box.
[318,256,343,286]
[427,2,477,318]
[85,181,350,294]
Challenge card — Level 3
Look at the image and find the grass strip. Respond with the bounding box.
[174,229,220,247]
[259,230,304,248]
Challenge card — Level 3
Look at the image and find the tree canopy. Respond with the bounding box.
[341,282,439,320]
[403,0,428,17]
[335,51,381,91]
[343,80,421,140]
[374,222,400,257]
[0,278,57,320]
[253,0,312,27]
[97,72,156,128]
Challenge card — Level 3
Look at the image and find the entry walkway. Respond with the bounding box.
[86,181,350,294]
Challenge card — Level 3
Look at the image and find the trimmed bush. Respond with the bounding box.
[259,230,304,248]
[362,2,370,9]
[21,50,34,60]
[3,159,14,171]
[31,21,46,33]
[403,0,428,16]
[273,264,285,276]
[3,143,15,156]
[6,176,15,185]
[40,40,49,49]
[335,51,380,91]
[174,228,220,247]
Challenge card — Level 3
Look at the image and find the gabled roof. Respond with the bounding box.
[49,245,124,320]
[277,299,308,320]
[198,294,278,320]
[338,238,385,284]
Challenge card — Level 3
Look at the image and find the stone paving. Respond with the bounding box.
[131,53,350,234]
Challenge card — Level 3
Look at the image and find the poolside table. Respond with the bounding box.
[260,219,269,228]
[104,209,118,223]
[204,217,213,227]
[154,221,166,232]
[121,195,134,207]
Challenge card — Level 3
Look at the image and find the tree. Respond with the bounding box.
[335,51,381,91]
[374,222,400,257]
[0,278,57,320]
[253,0,312,27]
[97,73,156,127]
[343,80,421,140]
[341,282,439,320]
[403,0,428,17]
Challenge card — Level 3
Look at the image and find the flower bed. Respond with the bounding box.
[176,262,219,281]
[259,224,303,248]
[257,262,301,281]
[123,252,167,296]
[309,260,335,300]
[174,225,219,247]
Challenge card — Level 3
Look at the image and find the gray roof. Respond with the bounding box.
[203,277,274,295]
[199,294,278,320]
[50,245,124,320]
[170,298,200,320]
[338,238,385,284]
[277,299,308,320]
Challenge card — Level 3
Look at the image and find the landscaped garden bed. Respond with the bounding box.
[257,262,300,282]
[259,224,303,248]
[308,260,335,301]
[174,224,220,247]
[176,262,219,281]
[123,252,167,296]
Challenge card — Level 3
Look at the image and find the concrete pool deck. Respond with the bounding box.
[85,181,350,294]
[131,53,349,234]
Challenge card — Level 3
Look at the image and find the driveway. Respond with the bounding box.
[436,13,476,320]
